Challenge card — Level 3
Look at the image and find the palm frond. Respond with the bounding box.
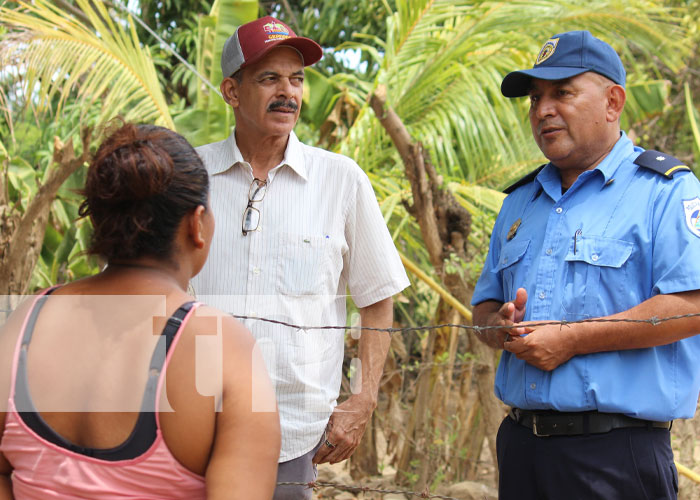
[0,0,173,128]
[339,0,686,190]
[172,0,258,146]
[685,83,700,157]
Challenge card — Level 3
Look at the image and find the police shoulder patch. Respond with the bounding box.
[683,198,700,239]
[504,165,546,194]
[634,150,690,178]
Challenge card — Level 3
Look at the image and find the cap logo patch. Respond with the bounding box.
[263,21,290,43]
[683,198,700,238]
[536,38,559,65]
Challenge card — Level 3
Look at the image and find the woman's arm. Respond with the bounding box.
[0,298,32,500]
[0,451,14,500]
[205,315,280,499]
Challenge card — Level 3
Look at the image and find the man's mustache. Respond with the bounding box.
[267,99,299,112]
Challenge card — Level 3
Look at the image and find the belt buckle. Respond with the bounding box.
[532,414,551,437]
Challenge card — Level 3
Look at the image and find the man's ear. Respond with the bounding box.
[189,205,207,249]
[220,76,240,108]
[606,84,626,122]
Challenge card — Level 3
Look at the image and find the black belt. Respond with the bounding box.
[508,408,672,437]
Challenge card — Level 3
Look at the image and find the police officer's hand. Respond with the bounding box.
[503,321,576,371]
[474,288,528,349]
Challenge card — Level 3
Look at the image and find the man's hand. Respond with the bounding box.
[473,288,528,349]
[503,321,577,371]
[312,395,374,465]
[312,297,393,465]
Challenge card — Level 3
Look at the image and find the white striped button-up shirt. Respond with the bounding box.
[191,131,409,461]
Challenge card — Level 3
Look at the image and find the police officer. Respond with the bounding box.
[472,30,700,500]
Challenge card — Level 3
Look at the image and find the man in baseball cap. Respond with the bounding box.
[471,30,700,499]
[190,16,409,500]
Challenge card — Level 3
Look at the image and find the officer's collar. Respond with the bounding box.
[535,131,633,197]
[590,131,634,185]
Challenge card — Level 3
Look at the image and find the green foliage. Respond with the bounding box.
[273,0,395,76]
[618,0,699,169]
[624,81,672,131]
[0,0,257,289]
[172,0,258,146]
[0,0,174,128]
[685,84,700,165]
[1,0,698,300]
[337,0,685,189]
[2,106,100,288]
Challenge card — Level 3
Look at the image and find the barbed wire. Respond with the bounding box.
[3,308,699,333]
[232,312,700,334]
[276,481,466,499]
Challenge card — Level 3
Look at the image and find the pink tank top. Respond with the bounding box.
[0,289,207,499]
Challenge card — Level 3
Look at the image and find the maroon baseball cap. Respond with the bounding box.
[221,16,323,78]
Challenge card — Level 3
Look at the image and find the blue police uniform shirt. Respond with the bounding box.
[472,133,700,421]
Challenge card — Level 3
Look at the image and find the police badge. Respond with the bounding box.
[536,38,559,65]
[507,218,522,241]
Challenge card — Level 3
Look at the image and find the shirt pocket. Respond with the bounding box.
[276,233,341,296]
[562,236,633,319]
[491,239,530,301]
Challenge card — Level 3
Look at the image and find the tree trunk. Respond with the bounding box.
[394,328,437,485]
[369,86,503,486]
[0,129,91,295]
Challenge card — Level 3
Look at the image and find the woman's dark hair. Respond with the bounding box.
[79,122,209,262]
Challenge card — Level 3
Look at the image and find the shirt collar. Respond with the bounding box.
[280,131,307,181]
[591,131,634,184]
[534,131,634,199]
[211,130,307,181]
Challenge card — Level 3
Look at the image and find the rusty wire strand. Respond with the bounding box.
[3,309,698,332]
[233,312,700,333]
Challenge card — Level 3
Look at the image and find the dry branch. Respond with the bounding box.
[0,128,92,295]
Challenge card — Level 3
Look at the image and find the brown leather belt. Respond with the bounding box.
[508,408,672,437]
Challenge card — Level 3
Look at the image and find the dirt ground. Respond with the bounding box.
[313,420,700,500]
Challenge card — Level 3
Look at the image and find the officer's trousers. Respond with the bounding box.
[497,415,678,500]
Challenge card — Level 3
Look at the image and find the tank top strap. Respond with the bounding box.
[154,301,202,419]
[12,296,201,461]
[9,286,60,401]
[141,301,198,415]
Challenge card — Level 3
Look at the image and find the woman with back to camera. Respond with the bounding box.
[0,122,280,499]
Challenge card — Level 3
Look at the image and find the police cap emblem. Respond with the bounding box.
[536,38,559,65]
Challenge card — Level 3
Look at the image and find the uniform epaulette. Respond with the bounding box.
[634,150,690,178]
[504,165,546,194]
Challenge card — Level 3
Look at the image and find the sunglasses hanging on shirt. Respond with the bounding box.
[242,178,267,235]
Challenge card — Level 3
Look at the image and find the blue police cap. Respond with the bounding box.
[501,30,626,98]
